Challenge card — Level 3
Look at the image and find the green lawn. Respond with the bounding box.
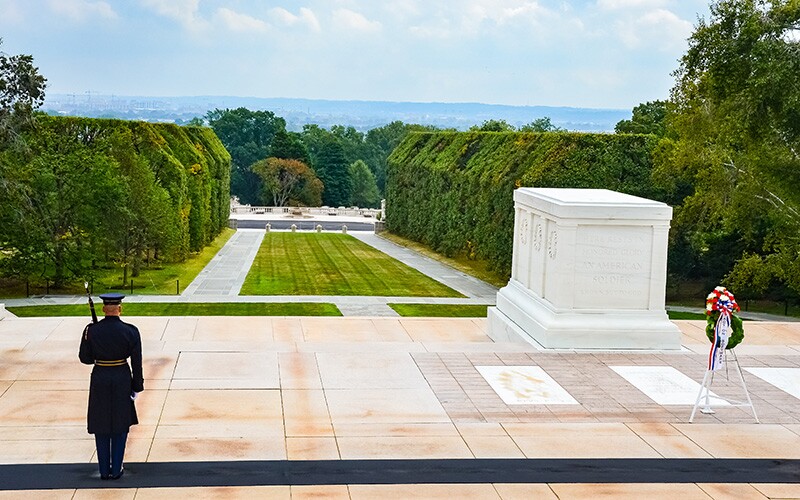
[240,233,464,297]
[389,305,708,320]
[7,302,341,317]
[389,303,488,317]
[667,310,708,320]
[0,228,236,298]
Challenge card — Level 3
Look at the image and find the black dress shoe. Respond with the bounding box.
[100,474,109,480]
[110,468,124,480]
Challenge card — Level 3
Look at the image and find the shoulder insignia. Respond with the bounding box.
[83,324,91,341]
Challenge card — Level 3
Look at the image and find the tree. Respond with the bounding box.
[519,117,562,133]
[0,41,47,282]
[470,119,515,132]
[348,160,380,208]
[315,137,351,207]
[106,127,176,282]
[615,101,667,136]
[3,120,120,287]
[270,129,311,165]
[206,108,285,205]
[658,0,800,294]
[330,125,366,166]
[251,157,322,207]
[0,39,47,145]
[300,124,332,166]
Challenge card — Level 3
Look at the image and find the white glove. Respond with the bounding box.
[130,392,140,401]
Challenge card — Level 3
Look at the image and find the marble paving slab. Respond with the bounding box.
[610,366,729,406]
[744,367,800,400]
[475,366,578,405]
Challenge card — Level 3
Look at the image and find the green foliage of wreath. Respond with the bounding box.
[705,312,744,349]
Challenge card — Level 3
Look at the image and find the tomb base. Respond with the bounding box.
[488,280,680,350]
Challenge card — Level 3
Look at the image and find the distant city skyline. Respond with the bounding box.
[1,0,711,109]
[42,93,632,132]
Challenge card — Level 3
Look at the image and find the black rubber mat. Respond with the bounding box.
[1,458,799,490]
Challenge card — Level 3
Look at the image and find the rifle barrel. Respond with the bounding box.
[84,282,98,324]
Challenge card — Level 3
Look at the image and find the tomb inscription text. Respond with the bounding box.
[574,226,652,309]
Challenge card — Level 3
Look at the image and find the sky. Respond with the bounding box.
[0,0,712,109]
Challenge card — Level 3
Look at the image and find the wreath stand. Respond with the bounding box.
[689,348,759,423]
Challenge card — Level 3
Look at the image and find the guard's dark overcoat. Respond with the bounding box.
[78,316,144,434]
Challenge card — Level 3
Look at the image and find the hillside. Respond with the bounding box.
[43,94,629,133]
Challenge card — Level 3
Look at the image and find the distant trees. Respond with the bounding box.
[206,108,284,205]
[520,117,562,133]
[210,114,400,208]
[472,117,563,133]
[471,119,515,132]
[251,157,322,207]
[348,160,380,208]
[270,129,311,164]
[315,137,351,207]
[614,101,667,136]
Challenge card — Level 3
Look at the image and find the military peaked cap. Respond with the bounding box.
[99,293,125,305]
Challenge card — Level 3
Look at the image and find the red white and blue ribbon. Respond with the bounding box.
[706,287,739,371]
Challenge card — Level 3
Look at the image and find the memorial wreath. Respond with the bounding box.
[705,287,744,371]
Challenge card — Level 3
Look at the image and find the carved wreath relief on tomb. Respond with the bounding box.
[519,217,529,245]
[533,223,543,251]
[547,229,558,259]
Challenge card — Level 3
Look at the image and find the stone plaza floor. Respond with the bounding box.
[0,314,799,498]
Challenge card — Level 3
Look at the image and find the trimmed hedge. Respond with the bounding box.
[386,132,662,277]
[25,116,230,258]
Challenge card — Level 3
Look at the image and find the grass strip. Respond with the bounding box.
[389,304,489,317]
[390,304,710,320]
[667,310,709,320]
[7,302,341,317]
[240,233,463,297]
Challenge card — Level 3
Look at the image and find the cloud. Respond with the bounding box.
[597,0,667,9]
[407,0,561,39]
[47,0,117,22]
[269,7,321,32]
[615,8,692,49]
[139,0,206,31]
[467,0,548,26]
[0,0,25,24]
[332,8,382,33]
[384,0,421,20]
[216,7,268,34]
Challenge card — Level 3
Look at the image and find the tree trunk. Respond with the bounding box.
[54,241,65,288]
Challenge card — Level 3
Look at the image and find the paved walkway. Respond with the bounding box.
[181,229,265,297]
[0,316,798,498]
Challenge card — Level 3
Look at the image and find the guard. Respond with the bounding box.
[78,293,144,480]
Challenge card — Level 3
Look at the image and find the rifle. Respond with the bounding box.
[84,282,98,323]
